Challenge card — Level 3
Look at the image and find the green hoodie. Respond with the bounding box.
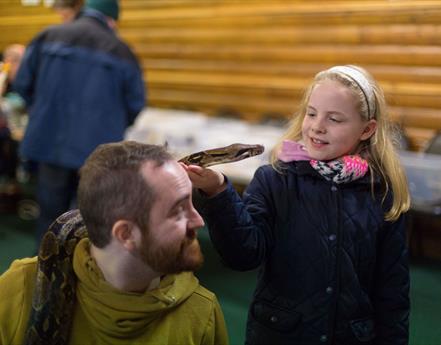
[0,238,229,345]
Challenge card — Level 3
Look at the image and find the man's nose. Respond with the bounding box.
[188,206,205,230]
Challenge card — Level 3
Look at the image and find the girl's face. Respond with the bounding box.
[302,79,376,161]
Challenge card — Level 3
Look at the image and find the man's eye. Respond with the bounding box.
[175,206,185,218]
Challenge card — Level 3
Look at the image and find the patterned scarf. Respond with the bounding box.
[278,140,368,184]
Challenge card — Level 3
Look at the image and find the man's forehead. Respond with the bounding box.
[142,161,191,214]
[142,159,178,176]
[142,160,189,190]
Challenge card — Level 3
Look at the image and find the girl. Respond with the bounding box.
[183,65,410,345]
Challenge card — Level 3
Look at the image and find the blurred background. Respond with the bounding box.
[1,1,441,344]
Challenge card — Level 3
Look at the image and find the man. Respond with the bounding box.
[14,0,145,245]
[0,141,229,345]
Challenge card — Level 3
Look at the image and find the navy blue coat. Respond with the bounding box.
[200,161,409,345]
[14,9,145,169]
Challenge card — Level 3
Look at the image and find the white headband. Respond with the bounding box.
[326,66,376,119]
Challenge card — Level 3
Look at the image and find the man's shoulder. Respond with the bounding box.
[0,257,36,337]
[1,257,37,274]
[71,19,138,64]
[0,257,37,289]
[193,284,218,302]
[173,272,219,306]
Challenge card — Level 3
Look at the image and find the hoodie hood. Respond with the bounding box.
[73,238,199,339]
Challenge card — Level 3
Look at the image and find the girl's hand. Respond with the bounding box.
[180,163,227,197]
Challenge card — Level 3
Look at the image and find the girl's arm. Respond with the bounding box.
[373,214,410,345]
[184,164,276,271]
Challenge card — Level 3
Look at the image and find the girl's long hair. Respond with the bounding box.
[271,65,410,221]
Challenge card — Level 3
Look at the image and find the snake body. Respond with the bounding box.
[25,210,87,345]
[179,143,264,167]
[24,143,264,344]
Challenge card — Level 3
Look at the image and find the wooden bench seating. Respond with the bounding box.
[0,4,57,47]
[119,2,441,27]
[120,0,441,150]
[2,0,441,150]
[122,24,441,46]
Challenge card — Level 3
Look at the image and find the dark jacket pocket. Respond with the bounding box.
[251,301,302,333]
[350,318,376,342]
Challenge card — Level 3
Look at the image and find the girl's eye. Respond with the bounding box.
[306,112,316,117]
[330,117,342,123]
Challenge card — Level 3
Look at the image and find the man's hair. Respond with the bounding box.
[52,0,84,9]
[78,141,173,248]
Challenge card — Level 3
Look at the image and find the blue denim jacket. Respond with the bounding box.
[14,9,145,169]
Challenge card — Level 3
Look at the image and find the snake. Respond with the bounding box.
[24,209,87,345]
[179,143,264,167]
[24,143,264,345]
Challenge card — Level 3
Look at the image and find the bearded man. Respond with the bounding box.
[0,141,228,345]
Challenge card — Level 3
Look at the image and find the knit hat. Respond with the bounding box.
[85,0,119,20]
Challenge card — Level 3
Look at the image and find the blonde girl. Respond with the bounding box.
[183,65,410,345]
[272,65,410,221]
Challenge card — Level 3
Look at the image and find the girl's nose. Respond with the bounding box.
[312,126,326,134]
[311,117,326,133]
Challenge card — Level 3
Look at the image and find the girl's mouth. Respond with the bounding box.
[310,137,328,148]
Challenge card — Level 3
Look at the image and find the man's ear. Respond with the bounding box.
[111,220,138,251]
[360,119,377,141]
[106,18,117,30]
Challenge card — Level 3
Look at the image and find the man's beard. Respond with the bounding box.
[140,228,204,274]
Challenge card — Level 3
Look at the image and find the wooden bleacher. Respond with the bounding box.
[2,0,441,150]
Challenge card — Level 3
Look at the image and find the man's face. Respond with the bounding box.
[138,160,205,274]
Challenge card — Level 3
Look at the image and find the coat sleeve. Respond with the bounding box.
[201,295,229,345]
[13,35,44,106]
[200,166,277,271]
[373,213,410,345]
[122,56,145,126]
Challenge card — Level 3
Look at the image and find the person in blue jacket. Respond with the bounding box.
[14,0,145,245]
[182,65,410,345]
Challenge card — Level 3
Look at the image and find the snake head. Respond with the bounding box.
[232,144,265,160]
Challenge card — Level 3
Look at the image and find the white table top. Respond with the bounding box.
[126,108,441,210]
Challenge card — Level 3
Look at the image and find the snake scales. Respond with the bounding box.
[24,210,87,345]
[24,143,264,345]
[179,143,264,167]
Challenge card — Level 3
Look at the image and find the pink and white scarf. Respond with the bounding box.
[278,140,368,184]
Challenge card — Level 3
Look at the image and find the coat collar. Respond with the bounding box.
[80,8,115,32]
[73,238,199,338]
[281,160,378,186]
